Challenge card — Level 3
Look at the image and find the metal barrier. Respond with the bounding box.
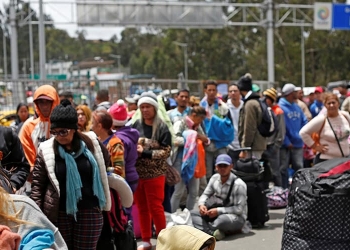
[0,78,273,111]
[0,79,204,110]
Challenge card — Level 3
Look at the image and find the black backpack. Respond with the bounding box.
[257,98,278,137]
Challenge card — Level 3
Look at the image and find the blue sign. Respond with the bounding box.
[332,4,350,30]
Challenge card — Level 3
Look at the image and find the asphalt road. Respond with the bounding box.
[139,208,286,250]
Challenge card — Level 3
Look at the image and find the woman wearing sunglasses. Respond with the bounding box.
[30,99,111,250]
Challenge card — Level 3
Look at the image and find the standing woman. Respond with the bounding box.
[131,92,172,250]
[11,103,30,134]
[76,105,92,132]
[92,109,125,177]
[170,106,209,212]
[300,93,350,164]
[30,99,111,250]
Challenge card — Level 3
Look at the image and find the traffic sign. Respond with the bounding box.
[314,3,350,30]
[332,4,350,30]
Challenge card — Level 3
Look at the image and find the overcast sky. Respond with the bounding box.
[0,0,123,40]
[1,0,350,40]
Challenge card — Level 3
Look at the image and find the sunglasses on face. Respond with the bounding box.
[50,129,71,137]
[217,164,230,168]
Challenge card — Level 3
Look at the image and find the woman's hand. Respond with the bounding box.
[137,145,144,157]
[313,144,329,153]
[197,134,208,144]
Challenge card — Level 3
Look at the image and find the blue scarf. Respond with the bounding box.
[58,141,106,220]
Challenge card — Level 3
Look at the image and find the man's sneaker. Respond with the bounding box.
[213,229,225,241]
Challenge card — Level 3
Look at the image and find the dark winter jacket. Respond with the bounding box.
[0,126,30,191]
[30,132,111,223]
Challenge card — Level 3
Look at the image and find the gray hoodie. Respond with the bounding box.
[3,194,68,249]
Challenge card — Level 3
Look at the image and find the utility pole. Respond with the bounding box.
[266,0,274,86]
[39,0,46,80]
[2,25,7,80]
[10,0,24,105]
[29,2,34,79]
[301,22,305,89]
[173,41,188,85]
[10,0,18,80]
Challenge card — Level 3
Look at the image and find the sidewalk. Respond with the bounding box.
[138,208,286,249]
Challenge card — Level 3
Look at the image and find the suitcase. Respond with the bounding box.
[282,158,350,250]
[246,180,269,228]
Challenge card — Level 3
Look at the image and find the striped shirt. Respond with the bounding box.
[198,172,247,220]
[103,134,125,178]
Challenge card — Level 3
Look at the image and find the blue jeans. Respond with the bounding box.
[280,147,303,189]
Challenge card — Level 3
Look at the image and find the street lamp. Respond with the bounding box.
[173,41,188,83]
[300,20,310,89]
[109,54,121,72]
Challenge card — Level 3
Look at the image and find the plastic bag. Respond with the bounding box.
[165,208,193,228]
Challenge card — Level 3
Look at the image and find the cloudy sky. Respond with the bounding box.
[1,0,350,40]
[0,0,123,40]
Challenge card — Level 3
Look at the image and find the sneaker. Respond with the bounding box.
[213,229,225,241]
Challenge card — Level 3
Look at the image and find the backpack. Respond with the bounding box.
[257,99,278,137]
[97,188,137,250]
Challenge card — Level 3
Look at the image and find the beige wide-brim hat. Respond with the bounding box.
[157,225,216,250]
[107,173,133,208]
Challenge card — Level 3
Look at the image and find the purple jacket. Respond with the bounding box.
[115,126,139,184]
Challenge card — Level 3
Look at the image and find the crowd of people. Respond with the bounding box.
[0,75,349,250]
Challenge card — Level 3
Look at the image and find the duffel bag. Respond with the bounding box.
[282,158,350,250]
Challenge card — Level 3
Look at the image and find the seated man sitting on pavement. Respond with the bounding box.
[191,154,247,241]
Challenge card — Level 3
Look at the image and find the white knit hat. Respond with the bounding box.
[137,91,159,111]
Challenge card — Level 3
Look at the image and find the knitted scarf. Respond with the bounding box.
[58,141,106,220]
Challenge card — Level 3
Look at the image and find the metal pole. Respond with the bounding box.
[10,0,18,80]
[22,58,26,75]
[29,4,34,79]
[10,0,23,106]
[184,44,188,84]
[3,26,7,80]
[301,23,305,89]
[39,0,46,80]
[266,0,275,86]
[117,56,121,73]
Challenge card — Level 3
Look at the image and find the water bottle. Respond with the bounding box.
[241,220,252,234]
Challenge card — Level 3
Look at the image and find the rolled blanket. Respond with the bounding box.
[20,229,54,250]
[181,130,198,184]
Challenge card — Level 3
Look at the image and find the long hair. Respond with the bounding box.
[76,105,92,132]
[0,187,29,227]
[15,102,29,123]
